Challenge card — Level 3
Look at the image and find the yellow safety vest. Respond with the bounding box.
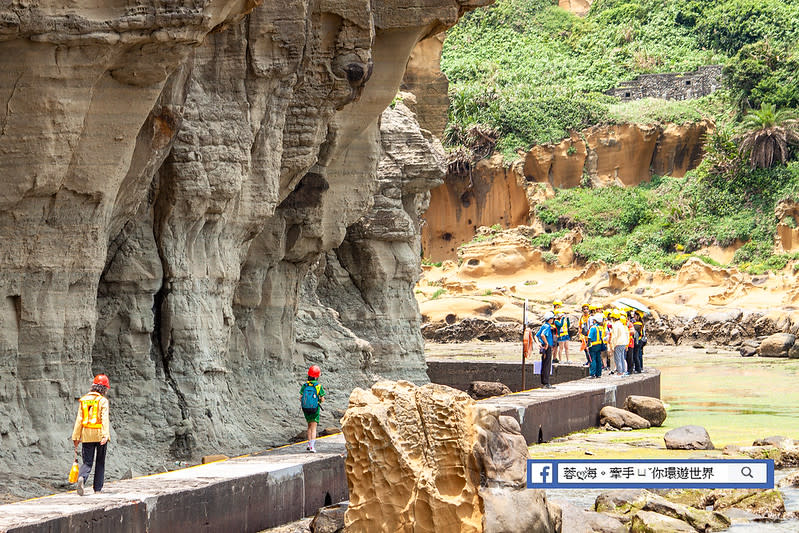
[80,394,103,429]
[589,326,605,347]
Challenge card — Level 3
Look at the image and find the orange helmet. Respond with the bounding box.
[93,374,110,388]
[308,365,321,379]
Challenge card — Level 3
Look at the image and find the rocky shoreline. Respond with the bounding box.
[422,310,799,360]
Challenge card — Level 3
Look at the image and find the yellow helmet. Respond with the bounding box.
[553,300,563,307]
[611,310,620,319]
[581,302,590,309]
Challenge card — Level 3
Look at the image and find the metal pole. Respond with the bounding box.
[521,299,528,391]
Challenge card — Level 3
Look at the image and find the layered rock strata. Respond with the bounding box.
[0,0,489,498]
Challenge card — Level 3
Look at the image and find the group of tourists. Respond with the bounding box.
[529,301,647,388]
[578,303,647,379]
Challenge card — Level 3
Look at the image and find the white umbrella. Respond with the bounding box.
[613,297,651,315]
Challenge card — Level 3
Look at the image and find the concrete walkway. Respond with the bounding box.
[0,370,659,532]
[0,436,347,533]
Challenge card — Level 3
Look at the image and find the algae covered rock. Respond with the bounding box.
[555,499,626,533]
[630,510,696,533]
[660,487,786,519]
[595,489,730,531]
[623,395,667,427]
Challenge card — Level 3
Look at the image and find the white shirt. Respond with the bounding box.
[612,320,630,348]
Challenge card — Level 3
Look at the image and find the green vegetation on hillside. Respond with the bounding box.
[442,0,799,157]
[443,0,799,273]
[535,161,799,273]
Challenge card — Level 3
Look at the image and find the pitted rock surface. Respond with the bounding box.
[341,380,559,533]
[0,0,492,499]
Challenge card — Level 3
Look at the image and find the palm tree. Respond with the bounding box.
[738,104,799,169]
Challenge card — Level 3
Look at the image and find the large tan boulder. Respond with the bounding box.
[759,333,796,357]
[599,406,651,430]
[623,395,667,427]
[341,380,560,533]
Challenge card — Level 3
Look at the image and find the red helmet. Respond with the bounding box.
[93,374,111,388]
[307,365,321,379]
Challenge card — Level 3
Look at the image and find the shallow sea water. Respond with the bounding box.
[549,346,799,530]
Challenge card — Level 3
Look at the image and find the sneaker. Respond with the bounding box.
[77,477,84,497]
[309,447,316,453]
[553,359,559,363]
[544,384,555,389]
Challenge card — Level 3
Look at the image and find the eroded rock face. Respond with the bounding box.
[421,154,530,260]
[422,121,711,260]
[317,98,445,382]
[0,0,491,498]
[341,380,560,533]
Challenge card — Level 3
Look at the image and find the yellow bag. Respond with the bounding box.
[69,461,79,483]
[69,448,80,483]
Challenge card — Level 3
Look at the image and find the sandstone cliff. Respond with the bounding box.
[0,0,488,499]
[423,121,712,260]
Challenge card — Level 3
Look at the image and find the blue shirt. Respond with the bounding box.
[537,322,555,347]
[588,325,605,348]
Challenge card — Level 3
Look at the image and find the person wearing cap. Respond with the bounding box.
[300,365,326,453]
[633,311,646,373]
[553,303,571,364]
[71,374,111,496]
[536,312,557,389]
[602,309,613,371]
[587,314,606,378]
[578,304,592,366]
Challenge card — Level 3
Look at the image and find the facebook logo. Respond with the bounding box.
[528,462,556,487]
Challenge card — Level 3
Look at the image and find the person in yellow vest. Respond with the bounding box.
[577,303,591,366]
[553,301,571,364]
[71,374,111,496]
[587,314,606,378]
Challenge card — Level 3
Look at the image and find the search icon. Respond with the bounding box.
[741,466,754,478]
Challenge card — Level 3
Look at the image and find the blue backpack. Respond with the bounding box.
[301,382,319,414]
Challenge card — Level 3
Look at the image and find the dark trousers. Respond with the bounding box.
[626,347,635,374]
[541,345,552,385]
[634,343,644,372]
[79,442,107,492]
[589,346,603,377]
